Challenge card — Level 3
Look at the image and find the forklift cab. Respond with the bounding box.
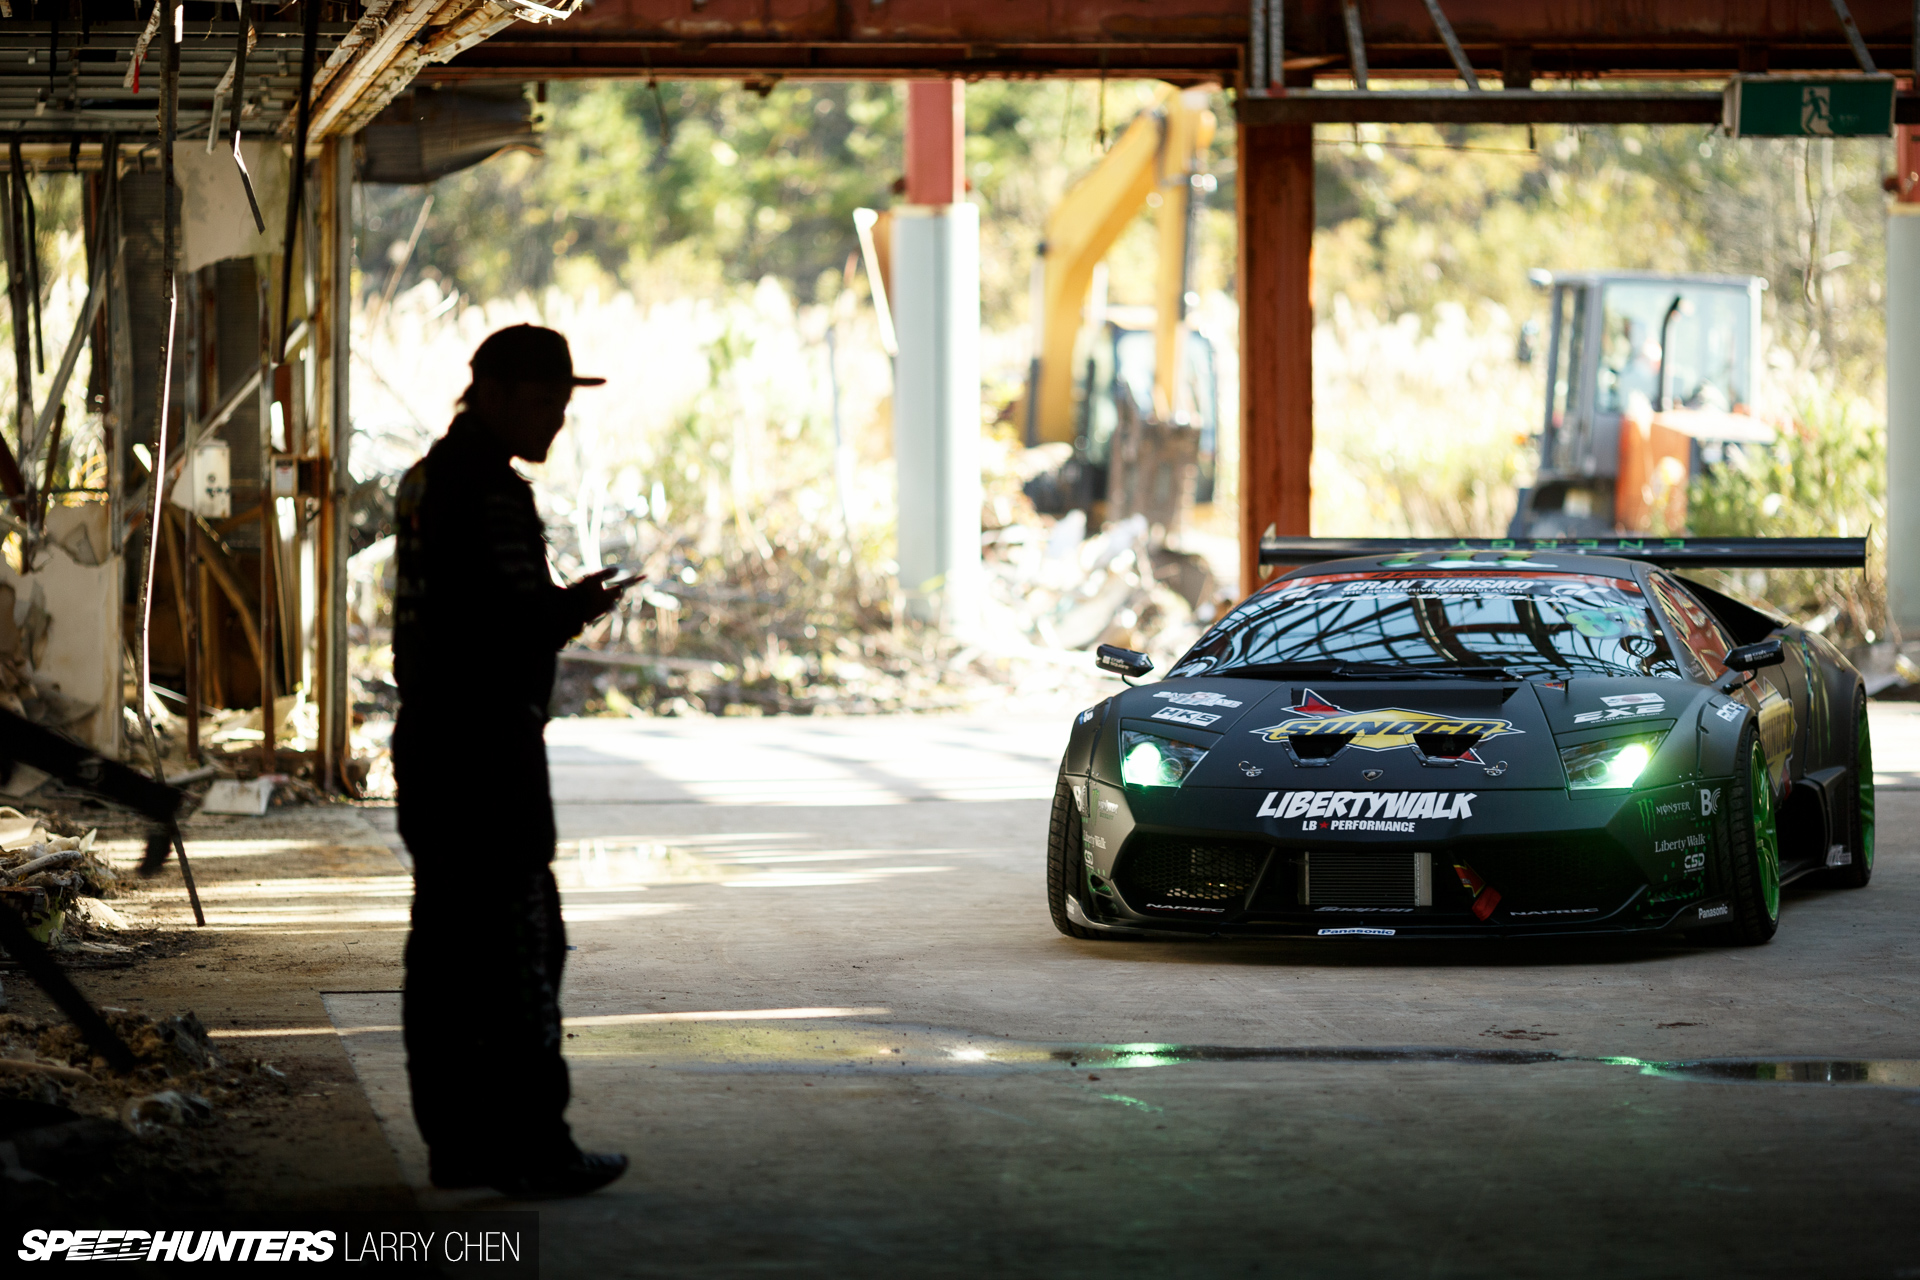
[1076,315,1221,504]
[1512,271,1765,538]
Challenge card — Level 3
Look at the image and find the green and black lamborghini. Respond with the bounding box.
[1049,538,1873,945]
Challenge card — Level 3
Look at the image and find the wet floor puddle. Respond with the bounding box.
[561,1020,1920,1089]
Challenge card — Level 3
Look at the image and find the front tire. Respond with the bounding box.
[1702,724,1781,946]
[1046,772,1096,939]
[1822,687,1874,889]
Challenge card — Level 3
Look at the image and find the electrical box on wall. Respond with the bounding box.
[168,440,232,518]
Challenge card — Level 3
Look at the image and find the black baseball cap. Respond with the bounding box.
[469,324,606,387]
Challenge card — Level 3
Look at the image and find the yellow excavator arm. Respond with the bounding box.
[1033,87,1216,445]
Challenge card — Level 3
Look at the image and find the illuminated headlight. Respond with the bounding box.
[1120,730,1209,789]
[1559,732,1666,791]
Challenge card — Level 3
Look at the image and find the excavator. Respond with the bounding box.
[1510,269,1776,538]
[1020,86,1221,534]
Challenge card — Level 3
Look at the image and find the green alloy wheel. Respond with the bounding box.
[1703,725,1781,945]
[1825,688,1875,889]
[1046,773,1098,939]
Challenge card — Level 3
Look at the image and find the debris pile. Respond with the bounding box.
[0,1008,290,1213]
[540,462,1227,723]
[0,808,117,946]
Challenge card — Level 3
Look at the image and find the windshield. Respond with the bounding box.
[1168,571,1685,681]
[1595,281,1751,415]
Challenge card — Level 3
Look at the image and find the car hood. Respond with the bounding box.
[1102,673,1696,792]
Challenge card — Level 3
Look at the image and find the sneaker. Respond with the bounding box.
[490,1150,629,1199]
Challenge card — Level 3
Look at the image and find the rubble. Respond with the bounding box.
[0,1008,291,1213]
[0,808,117,946]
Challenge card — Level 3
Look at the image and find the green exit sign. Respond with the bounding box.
[1724,75,1895,138]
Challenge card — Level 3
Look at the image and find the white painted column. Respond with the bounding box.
[1889,202,1920,632]
[891,203,981,627]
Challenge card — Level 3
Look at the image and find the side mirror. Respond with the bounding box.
[1724,637,1785,673]
[1096,645,1154,680]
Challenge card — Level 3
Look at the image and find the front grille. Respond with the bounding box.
[1465,840,1644,912]
[1304,851,1431,906]
[1115,836,1267,915]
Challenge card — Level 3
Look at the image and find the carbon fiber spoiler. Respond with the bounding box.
[1256,537,1868,569]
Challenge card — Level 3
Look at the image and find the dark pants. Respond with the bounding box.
[395,713,575,1173]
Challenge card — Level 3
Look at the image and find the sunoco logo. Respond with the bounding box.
[1251,690,1520,760]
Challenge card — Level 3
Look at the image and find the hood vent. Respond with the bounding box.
[1414,731,1482,760]
[1288,733,1353,761]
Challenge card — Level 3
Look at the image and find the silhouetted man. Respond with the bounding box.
[393,325,633,1197]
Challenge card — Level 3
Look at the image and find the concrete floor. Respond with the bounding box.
[325,705,1920,1278]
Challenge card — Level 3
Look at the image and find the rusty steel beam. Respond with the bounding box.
[1243,88,1920,124]
[1237,121,1313,601]
[432,0,1920,82]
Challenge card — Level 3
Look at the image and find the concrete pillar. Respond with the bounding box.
[1890,120,1920,633]
[893,81,980,627]
[1237,122,1314,600]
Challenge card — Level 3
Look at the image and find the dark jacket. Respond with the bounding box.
[392,416,594,739]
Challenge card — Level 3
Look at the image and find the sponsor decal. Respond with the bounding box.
[1653,798,1692,817]
[1684,851,1707,872]
[1152,706,1222,728]
[1084,833,1108,850]
[1153,690,1243,709]
[1079,707,1097,725]
[1071,784,1088,815]
[1452,862,1502,921]
[1318,927,1396,936]
[1250,690,1520,763]
[1827,845,1853,867]
[1507,907,1601,916]
[1696,903,1730,919]
[1574,692,1667,725]
[1328,577,1539,598]
[1098,797,1120,817]
[1256,790,1477,827]
[1700,787,1721,816]
[1315,905,1413,913]
[1147,901,1228,914]
[16,1229,341,1263]
[1715,701,1744,722]
[1653,834,1707,854]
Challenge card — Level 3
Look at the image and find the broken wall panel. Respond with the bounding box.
[213,257,263,549]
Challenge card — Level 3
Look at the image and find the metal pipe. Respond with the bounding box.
[320,140,352,792]
[135,0,204,929]
[258,275,276,777]
[4,142,32,493]
[278,0,321,359]
[1420,0,1481,91]
[1248,0,1266,98]
[1829,0,1877,74]
[1342,0,1368,90]
[1269,0,1283,92]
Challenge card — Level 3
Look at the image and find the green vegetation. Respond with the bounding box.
[1689,392,1886,643]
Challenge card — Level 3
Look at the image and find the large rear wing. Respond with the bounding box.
[1257,537,1867,570]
